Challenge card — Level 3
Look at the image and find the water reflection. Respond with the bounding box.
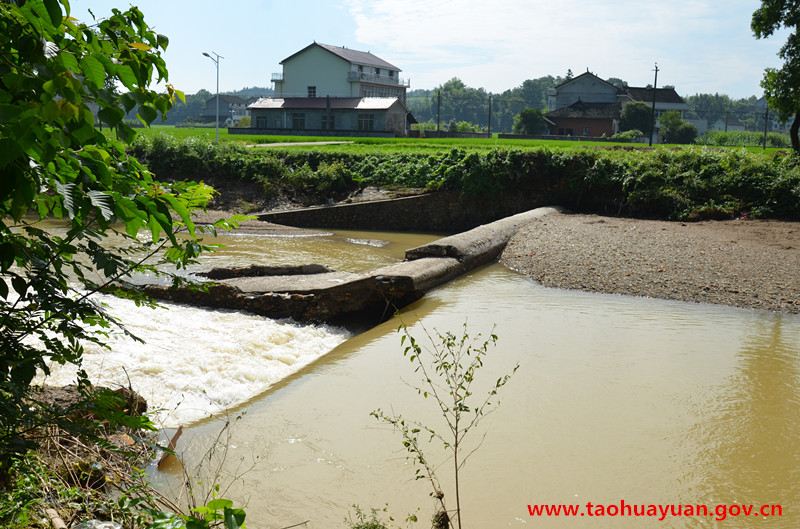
[684,316,800,523]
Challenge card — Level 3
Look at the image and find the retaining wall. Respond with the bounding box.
[260,189,566,233]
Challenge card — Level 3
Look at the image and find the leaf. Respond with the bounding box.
[137,104,158,125]
[80,55,105,88]
[88,190,115,220]
[55,181,78,218]
[115,63,138,90]
[129,42,152,51]
[206,498,234,511]
[98,106,124,127]
[42,0,62,26]
[224,507,246,529]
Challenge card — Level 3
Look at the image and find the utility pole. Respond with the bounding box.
[649,62,659,146]
[725,110,730,133]
[487,95,492,138]
[437,90,441,133]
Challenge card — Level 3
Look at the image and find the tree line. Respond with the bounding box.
[405,76,777,134]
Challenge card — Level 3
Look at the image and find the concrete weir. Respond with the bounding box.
[141,207,561,327]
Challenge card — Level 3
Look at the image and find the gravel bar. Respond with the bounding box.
[500,212,800,314]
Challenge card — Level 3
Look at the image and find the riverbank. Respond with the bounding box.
[500,212,800,314]
[198,206,800,314]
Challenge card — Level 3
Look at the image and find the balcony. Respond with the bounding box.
[347,71,409,87]
[271,72,283,83]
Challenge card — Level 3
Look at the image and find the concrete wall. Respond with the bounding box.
[259,188,569,233]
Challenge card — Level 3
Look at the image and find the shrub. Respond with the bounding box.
[611,129,643,142]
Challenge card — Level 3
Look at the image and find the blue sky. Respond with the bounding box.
[67,0,789,100]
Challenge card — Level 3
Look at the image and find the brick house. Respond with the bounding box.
[544,72,692,141]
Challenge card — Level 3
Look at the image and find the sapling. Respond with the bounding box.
[372,322,518,529]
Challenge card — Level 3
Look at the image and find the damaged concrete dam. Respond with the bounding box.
[141,206,561,327]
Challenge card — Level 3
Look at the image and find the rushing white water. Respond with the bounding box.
[40,294,352,427]
[37,228,441,427]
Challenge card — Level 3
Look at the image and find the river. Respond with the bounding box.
[41,227,800,528]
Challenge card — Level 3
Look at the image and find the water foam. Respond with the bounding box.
[40,293,351,427]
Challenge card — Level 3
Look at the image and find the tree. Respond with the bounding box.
[0,0,242,482]
[620,101,652,132]
[659,110,698,144]
[752,0,800,154]
[512,108,547,135]
[373,323,517,529]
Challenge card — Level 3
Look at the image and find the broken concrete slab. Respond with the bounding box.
[141,206,561,327]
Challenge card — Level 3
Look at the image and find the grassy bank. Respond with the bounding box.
[130,132,800,221]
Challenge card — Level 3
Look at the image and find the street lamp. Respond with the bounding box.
[202,51,223,142]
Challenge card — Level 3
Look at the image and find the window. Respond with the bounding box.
[256,116,267,129]
[358,113,374,131]
[307,86,316,98]
[322,114,335,130]
[582,127,590,136]
[292,113,305,130]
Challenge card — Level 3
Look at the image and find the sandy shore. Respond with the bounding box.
[500,212,800,314]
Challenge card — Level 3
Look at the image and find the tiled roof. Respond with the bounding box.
[248,97,406,111]
[281,42,400,71]
[625,87,685,104]
[545,100,621,119]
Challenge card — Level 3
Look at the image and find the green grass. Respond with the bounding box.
[130,125,789,156]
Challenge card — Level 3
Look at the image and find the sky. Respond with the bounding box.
[67,0,790,100]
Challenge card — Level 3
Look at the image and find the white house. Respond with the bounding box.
[239,42,414,136]
[272,42,409,102]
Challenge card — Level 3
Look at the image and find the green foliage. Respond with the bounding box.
[344,504,415,529]
[751,0,800,153]
[373,323,518,529]
[611,129,643,142]
[0,0,247,484]
[696,130,792,148]
[620,101,653,133]
[512,108,547,135]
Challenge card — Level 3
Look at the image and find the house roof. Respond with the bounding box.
[281,42,400,71]
[624,87,685,105]
[553,71,619,91]
[248,97,409,112]
[545,100,621,119]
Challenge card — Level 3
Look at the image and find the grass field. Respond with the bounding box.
[134,125,785,155]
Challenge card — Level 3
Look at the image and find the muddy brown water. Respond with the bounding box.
[37,226,800,528]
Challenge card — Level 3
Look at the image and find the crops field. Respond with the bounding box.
[133,125,786,155]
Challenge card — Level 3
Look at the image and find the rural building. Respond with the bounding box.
[203,95,249,126]
[755,97,788,132]
[237,42,414,136]
[272,42,409,102]
[544,71,693,142]
[712,118,746,132]
[248,96,412,136]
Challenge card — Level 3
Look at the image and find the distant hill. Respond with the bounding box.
[222,86,274,99]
